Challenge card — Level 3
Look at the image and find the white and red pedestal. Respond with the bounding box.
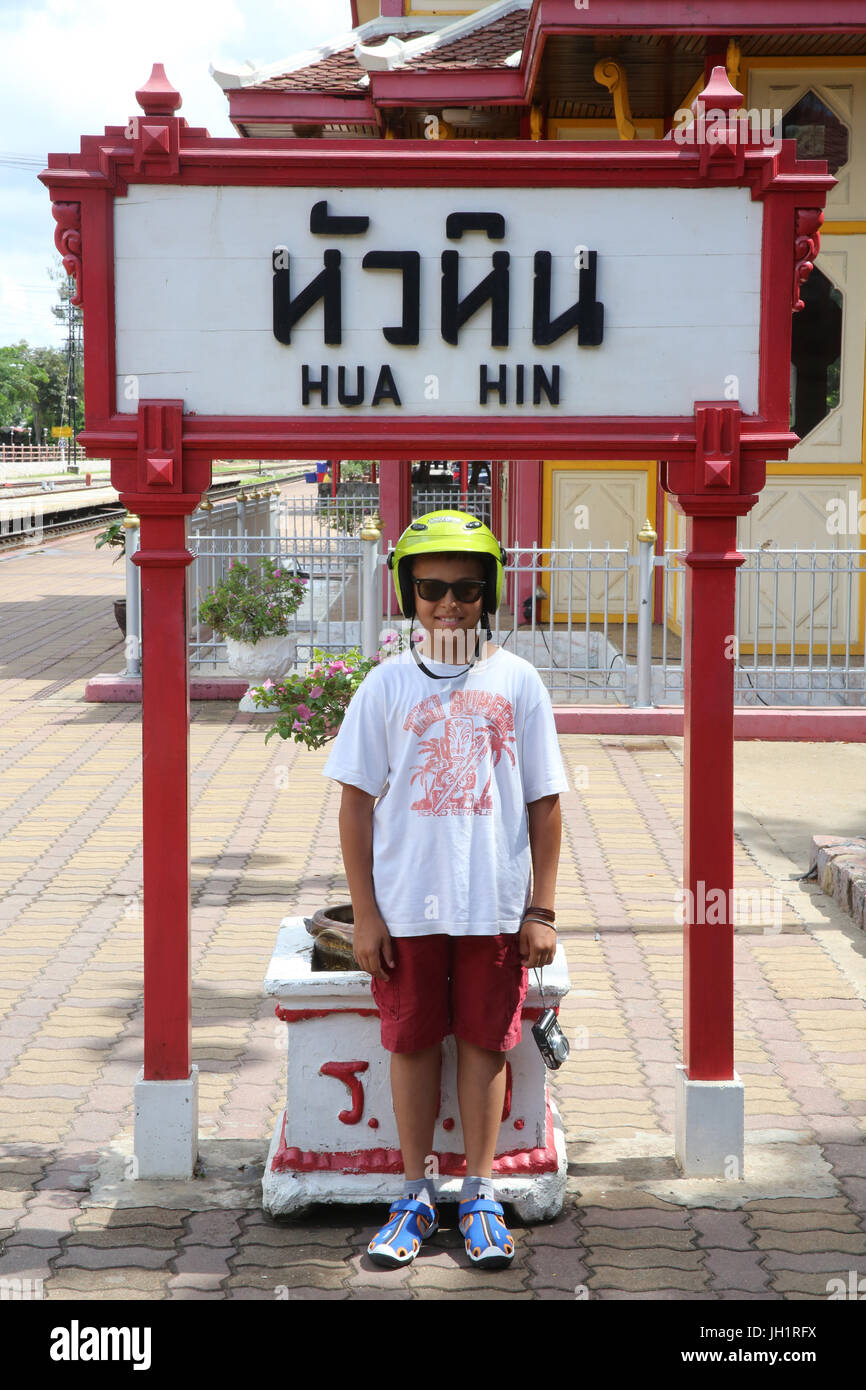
[262,918,570,1220]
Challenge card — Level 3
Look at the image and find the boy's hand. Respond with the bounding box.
[519,918,557,969]
[352,912,396,982]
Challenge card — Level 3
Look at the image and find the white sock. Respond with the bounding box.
[403,1178,435,1210]
[459,1175,495,1204]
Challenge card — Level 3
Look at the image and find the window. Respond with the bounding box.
[781,91,849,176]
[790,267,842,439]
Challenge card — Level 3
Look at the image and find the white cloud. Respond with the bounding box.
[0,0,353,345]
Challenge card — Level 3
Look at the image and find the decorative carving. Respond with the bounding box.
[661,403,757,506]
[696,402,740,491]
[793,208,823,312]
[593,59,636,141]
[145,455,173,487]
[320,1059,369,1125]
[51,202,82,307]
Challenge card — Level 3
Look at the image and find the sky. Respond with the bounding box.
[0,0,354,348]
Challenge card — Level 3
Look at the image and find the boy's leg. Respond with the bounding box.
[454,1038,507,1177]
[370,935,449,1178]
[366,938,448,1267]
[450,934,526,1267]
[390,1044,442,1179]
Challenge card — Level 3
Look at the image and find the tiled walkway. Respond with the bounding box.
[1,529,865,1300]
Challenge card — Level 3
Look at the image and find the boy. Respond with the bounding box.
[321,510,569,1269]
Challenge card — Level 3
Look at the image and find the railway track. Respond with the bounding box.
[0,469,309,553]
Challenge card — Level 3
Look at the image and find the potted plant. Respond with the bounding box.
[197,556,308,710]
[251,628,423,750]
[94,516,129,636]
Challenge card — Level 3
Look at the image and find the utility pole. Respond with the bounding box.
[65,293,79,473]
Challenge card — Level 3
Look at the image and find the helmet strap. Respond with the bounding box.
[409,614,482,681]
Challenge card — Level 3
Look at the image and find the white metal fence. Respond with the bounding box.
[119,495,865,707]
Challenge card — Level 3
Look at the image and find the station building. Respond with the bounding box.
[211,0,866,651]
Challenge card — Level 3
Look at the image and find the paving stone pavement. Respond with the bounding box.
[1,530,865,1303]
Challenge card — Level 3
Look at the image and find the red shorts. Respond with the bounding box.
[370,933,528,1054]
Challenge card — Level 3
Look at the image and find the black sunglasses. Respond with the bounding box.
[411,577,486,603]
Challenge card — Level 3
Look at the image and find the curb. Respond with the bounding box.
[811,834,866,932]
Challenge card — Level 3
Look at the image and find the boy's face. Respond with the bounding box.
[410,551,486,663]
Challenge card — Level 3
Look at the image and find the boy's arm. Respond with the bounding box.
[520,794,562,968]
[337,783,395,982]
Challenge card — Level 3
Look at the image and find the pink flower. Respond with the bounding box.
[295,704,312,721]
[274,569,281,577]
[381,632,398,646]
[291,719,305,732]
[412,630,425,644]
[262,679,274,690]
[327,661,347,675]
[309,686,323,700]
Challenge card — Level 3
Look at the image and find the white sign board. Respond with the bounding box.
[114,184,761,418]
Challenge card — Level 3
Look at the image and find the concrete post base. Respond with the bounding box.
[133,1066,199,1179]
[674,1063,744,1178]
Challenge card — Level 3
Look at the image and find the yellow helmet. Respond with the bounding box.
[387,510,506,618]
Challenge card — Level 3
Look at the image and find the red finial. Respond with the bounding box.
[694,65,743,116]
[135,63,182,116]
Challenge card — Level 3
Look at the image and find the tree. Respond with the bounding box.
[0,342,69,437]
[0,343,45,433]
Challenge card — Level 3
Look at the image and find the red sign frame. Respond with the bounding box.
[41,75,832,468]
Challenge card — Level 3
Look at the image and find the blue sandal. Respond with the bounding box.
[367,1197,439,1268]
[459,1198,515,1268]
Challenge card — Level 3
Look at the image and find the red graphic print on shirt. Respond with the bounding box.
[404,688,517,816]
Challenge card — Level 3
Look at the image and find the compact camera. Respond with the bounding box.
[532,1008,570,1070]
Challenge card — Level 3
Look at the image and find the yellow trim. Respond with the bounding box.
[529,105,543,142]
[822,221,866,235]
[739,56,866,75]
[593,59,637,140]
[765,462,864,475]
[547,116,665,140]
[541,459,656,625]
[739,642,864,657]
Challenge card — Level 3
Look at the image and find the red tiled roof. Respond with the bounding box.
[251,33,428,94]
[403,11,528,71]
[246,11,528,94]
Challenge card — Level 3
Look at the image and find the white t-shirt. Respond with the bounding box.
[322,644,569,937]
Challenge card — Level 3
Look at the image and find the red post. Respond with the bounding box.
[136,511,193,1079]
[663,404,764,1084]
[681,512,743,1079]
[378,460,413,617]
[113,400,211,1082]
[509,459,543,619]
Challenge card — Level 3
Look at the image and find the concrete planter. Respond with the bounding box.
[262,917,570,1220]
[224,633,297,712]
